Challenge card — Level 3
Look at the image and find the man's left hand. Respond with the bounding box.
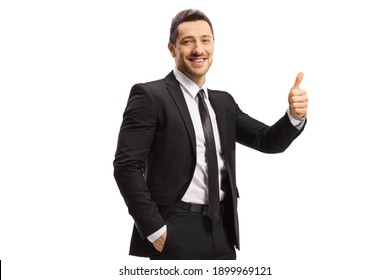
[288,72,308,118]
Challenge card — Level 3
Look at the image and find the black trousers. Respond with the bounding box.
[150,202,236,260]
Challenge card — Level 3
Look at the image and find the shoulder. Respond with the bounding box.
[130,72,176,96]
[131,78,165,93]
[208,89,236,103]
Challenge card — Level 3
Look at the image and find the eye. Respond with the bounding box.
[182,39,192,45]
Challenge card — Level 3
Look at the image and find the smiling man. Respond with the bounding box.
[113,9,308,260]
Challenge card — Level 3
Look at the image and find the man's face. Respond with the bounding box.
[168,20,214,87]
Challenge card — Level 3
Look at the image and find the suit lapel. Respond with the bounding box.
[165,72,196,155]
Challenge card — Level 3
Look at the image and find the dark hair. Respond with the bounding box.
[169,9,214,46]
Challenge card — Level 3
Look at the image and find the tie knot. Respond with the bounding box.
[197,89,205,100]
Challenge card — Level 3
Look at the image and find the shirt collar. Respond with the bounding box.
[173,68,209,99]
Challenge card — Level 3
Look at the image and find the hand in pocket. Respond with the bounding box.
[152,230,167,252]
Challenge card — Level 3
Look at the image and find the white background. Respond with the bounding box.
[1,0,389,279]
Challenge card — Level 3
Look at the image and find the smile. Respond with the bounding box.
[188,57,206,65]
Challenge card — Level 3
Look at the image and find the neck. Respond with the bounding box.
[176,68,205,88]
[192,77,205,88]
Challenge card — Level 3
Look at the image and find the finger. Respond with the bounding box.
[292,72,304,89]
[291,108,307,115]
[290,94,308,103]
[290,109,307,118]
[290,103,307,111]
[290,88,307,96]
[290,102,308,110]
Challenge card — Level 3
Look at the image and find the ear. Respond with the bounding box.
[168,42,176,57]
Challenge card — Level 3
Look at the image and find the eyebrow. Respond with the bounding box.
[179,35,212,42]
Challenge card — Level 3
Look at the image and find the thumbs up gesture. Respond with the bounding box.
[288,72,308,119]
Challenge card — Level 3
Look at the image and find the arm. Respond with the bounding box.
[236,72,308,152]
[113,84,165,240]
[236,108,304,153]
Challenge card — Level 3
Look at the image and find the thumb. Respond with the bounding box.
[292,72,304,89]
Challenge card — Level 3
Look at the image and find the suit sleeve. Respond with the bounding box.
[113,84,165,240]
[235,102,305,153]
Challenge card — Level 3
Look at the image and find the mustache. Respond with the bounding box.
[188,55,206,59]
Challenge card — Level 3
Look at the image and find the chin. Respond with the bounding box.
[192,67,209,76]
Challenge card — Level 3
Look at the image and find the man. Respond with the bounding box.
[113,9,308,260]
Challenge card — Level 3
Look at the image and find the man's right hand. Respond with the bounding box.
[152,230,167,252]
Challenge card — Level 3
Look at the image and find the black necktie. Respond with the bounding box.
[197,89,219,221]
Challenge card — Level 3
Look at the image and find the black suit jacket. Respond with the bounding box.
[113,71,305,257]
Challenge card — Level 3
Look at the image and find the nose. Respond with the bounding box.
[192,40,203,55]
